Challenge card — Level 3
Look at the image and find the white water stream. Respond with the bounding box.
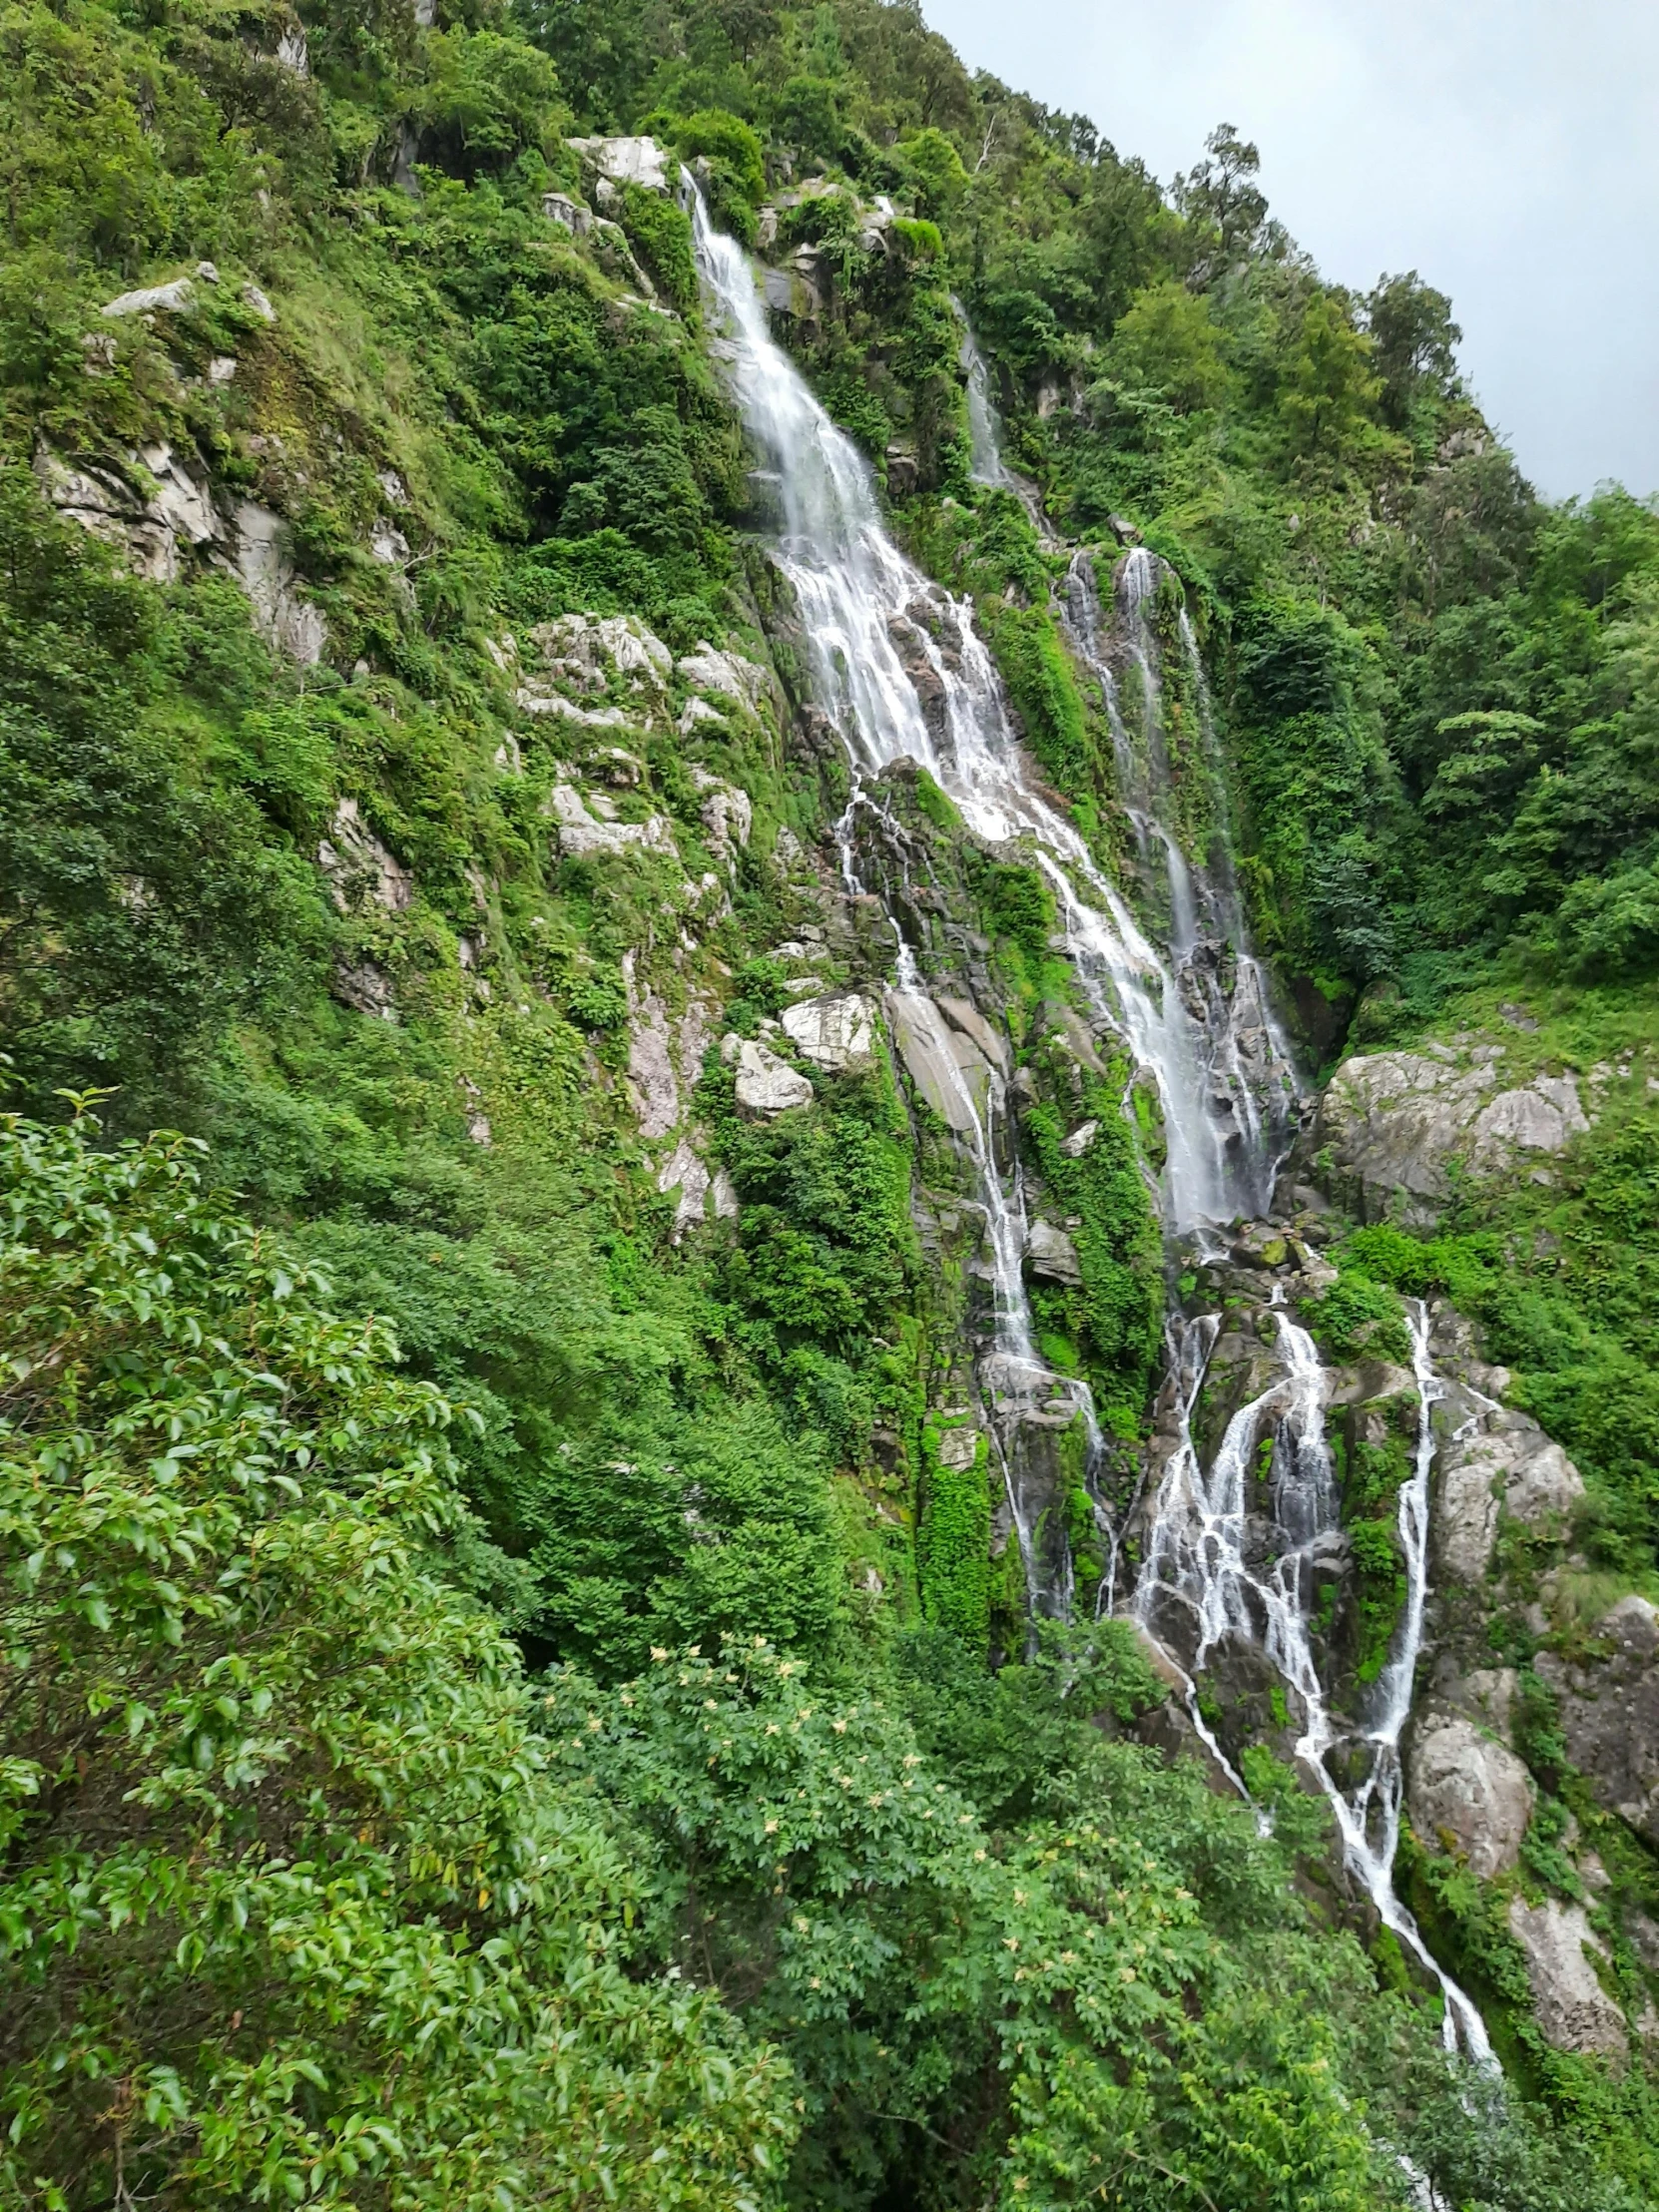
[955,304,1010,488]
[690,192,1490,2060]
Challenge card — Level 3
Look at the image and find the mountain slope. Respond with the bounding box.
[1,0,1656,2203]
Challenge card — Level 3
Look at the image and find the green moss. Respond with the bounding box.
[1020,1080,1164,1432]
[917,1426,991,1649]
[616,182,699,317]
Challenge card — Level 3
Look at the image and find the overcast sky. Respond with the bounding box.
[921,0,1659,501]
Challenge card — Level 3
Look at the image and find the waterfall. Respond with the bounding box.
[1060,549,1300,1223]
[954,302,1010,488]
[1136,1292,1495,2062]
[691,198,1489,2058]
[693,190,1123,1611]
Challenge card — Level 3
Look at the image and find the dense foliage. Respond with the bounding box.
[0,0,1655,2198]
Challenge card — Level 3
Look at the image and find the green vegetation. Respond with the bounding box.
[0,0,1656,2198]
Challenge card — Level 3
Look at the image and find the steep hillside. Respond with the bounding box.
[1,0,1656,2205]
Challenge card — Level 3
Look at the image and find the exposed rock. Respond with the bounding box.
[1533,1595,1659,1847]
[1504,1431,1587,1528]
[1433,1422,1586,1582]
[623,954,679,1140]
[242,283,276,323]
[761,260,826,324]
[589,217,658,299]
[1325,1360,1416,1409]
[331,953,395,1020]
[567,135,672,194]
[884,614,947,741]
[884,444,918,496]
[584,747,645,788]
[710,1167,740,1219]
[1445,1666,1520,1743]
[676,996,718,1090]
[1506,1898,1627,2058]
[690,767,753,858]
[233,500,326,663]
[781,992,878,1070]
[523,613,672,724]
[545,785,678,860]
[1407,1712,1534,1878]
[727,1035,813,1116]
[934,1423,980,1469]
[1059,1119,1099,1158]
[370,517,411,567]
[678,696,727,734]
[315,800,413,913]
[676,643,771,713]
[935,992,1009,1075]
[656,1134,712,1236]
[1317,1047,1590,1226]
[1025,1220,1082,1288]
[36,442,221,585]
[521,694,630,729]
[1434,1435,1502,1583]
[885,985,991,1132]
[543,192,593,237]
[102,276,197,318]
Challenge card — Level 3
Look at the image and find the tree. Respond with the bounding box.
[1101,277,1230,412]
[0,1109,795,2209]
[1174,123,1269,281]
[1278,291,1399,477]
[1366,270,1462,431]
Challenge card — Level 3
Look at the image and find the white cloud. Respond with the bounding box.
[922,0,1659,497]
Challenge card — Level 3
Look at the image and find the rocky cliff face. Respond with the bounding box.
[1291,1028,1659,2065]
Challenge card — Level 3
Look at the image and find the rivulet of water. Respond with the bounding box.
[954,302,1010,489]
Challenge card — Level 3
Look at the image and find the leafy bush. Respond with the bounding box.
[0,1110,793,2208]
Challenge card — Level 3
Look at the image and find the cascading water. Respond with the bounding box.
[691,194,1490,2057]
[954,303,1010,488]
[1060,549,1299,1223]
[1137,1291,1495,2062]
[690,187,1285,1598]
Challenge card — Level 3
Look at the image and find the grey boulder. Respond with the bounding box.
[1506,1897,1627,2058]
[1534,1595,1659,1847]
[1317,1046,1589,1226]
[1407,1711,1534,1878]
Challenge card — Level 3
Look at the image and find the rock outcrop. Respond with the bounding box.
[1025,1220,1082,1288]
[567,135,672,194]
[723,1032,813,1116]
[1317,1044,1589,1226]
[1432,1416,1586,1583]
[1506,1898,1628,2058]
[36,447,325,661]
[781,993,878,1070]
[315,800,413,914]
[545,786,678,860]
[885,984,996,1133]
[1407,1711,1534,1877]
[1534,1595,1659,1847]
